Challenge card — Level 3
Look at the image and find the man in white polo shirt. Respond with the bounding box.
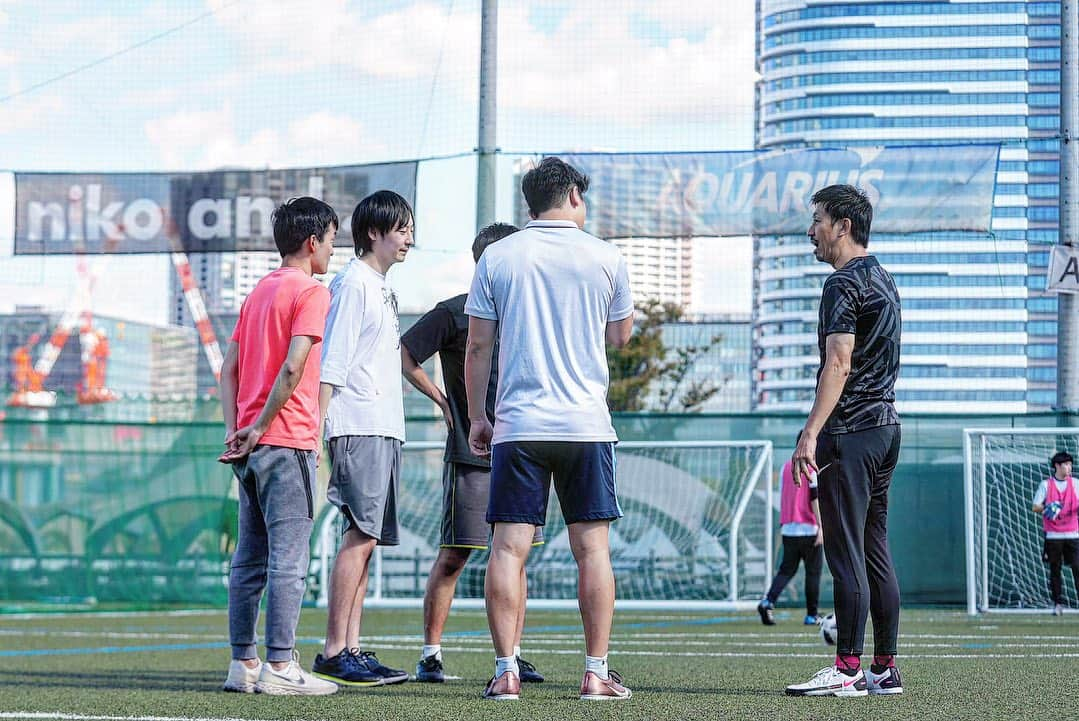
[464,157,635,702]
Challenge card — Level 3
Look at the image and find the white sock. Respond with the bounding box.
[495,655,519,678]
[421,644,442,661]
[513,645,521,658]
[585,654,609,680]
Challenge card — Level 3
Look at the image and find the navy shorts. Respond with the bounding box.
[488,441,622,525]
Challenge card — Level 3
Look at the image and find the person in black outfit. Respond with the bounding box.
[785,185,904,698]
[400,223,543,685]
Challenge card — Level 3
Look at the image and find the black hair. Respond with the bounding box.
[521,157,590,216]
[1051,451,1074,467]
[810,184,873,247]
[471,222,518,263]
[351,190,413,256]
[271,197,338,257]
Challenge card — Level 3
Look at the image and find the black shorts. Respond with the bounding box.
[440,462,543,548]
[1043,538,1079,565]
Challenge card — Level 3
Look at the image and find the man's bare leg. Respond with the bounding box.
[485,523,535,657]
[423,547,472,645]
[323,528,376,657]
[567,520,614,657]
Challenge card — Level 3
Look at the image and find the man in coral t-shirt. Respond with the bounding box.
[217,197,338,697]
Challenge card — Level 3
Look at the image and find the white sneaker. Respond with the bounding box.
[223,658,261,693]
[256,652,338,696]
[1053,603,1064,616]
[785,666,868,697]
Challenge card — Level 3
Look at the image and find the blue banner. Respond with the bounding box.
[560,146,999,238]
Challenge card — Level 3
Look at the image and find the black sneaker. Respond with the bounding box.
[311,648,383,687]
[757,599,776,626]
[517,656,544,683]
[357,650,409,685]
[415,654,445,683]
[866,665,903,695]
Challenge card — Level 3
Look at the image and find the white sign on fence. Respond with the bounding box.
[1046,244,1079,294]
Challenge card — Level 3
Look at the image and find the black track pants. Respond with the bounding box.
[816,424,902,657]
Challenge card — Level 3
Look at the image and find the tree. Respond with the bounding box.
[607,299,726,413]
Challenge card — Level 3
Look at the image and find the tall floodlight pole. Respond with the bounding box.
[1058,0,1079,413]
[476,0,498,232]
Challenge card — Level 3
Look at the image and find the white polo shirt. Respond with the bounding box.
[465,220,633,444]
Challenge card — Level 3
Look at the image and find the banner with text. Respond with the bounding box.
[1047,244,1079,294]
[13,161,417,254]
[557,146,1000,238]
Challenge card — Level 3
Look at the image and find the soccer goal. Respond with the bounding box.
[964,427,1079,614]
[312,439,773,611]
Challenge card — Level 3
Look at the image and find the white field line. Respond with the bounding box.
[3,629,1075,647]
[0,630,219,640]
[0,610,220,621]
[318,643,1079,660]
[0,715,259,721]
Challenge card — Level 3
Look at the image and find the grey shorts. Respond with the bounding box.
[327,435,401,546]
[441,462,543,549]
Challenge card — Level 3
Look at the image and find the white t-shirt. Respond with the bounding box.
[1033,477,1079,539]
[321,257,405,441]
[465,220,634,444]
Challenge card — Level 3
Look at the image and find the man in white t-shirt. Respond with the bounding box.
[464,157,635,702]
[1032,450,1079,616]
[313,190,414,687]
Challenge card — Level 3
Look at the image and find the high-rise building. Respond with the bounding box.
[647,314,753,412]
[754,0,1060,412]
[612,237,694,309]
[512,159,697,311]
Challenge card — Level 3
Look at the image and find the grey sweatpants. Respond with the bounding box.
[228,444,316,663]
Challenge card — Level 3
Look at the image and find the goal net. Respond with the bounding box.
[965,428,1079,614]
[312,440,773,611]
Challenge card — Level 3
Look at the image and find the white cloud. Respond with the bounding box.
[498,4,757,123]
[204,0,755,127]
[207,0,477,81]
[144,104,384,170]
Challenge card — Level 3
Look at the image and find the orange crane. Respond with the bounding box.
[7,207,224,407]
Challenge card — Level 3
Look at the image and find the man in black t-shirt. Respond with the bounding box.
[785,185,904,699]
[401,223,543,684]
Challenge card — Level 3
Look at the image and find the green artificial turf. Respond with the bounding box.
[0,606,1074,721]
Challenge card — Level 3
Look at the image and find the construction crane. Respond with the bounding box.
[7,207,225,408]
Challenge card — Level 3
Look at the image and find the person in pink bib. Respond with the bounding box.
[758,446,824,627]
[1032,450,1079,616]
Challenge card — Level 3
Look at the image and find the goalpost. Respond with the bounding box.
[312,440,773,611]
[964,427,1079,614]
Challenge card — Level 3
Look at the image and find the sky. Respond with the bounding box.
[0,0,757,323]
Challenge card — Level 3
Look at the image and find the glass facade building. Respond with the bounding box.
[754,0,1061,412]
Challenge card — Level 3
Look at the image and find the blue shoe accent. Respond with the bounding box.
[357,650,409,685]
[804,614,822,625]
[311,649,383,686]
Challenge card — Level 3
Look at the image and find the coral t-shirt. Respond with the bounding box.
[230,267,330,451]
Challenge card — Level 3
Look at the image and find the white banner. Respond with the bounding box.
[1046,245,1079,294]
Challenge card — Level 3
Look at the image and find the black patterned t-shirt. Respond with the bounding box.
[817,255,901,434]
